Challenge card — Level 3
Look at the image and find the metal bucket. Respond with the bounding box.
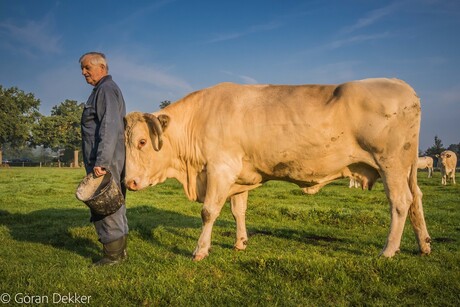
[76,172,124,216]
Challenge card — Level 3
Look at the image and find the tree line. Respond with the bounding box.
[0,85,458,167]
[0,85,82,166]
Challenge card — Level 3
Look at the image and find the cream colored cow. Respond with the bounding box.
[124,78,431,260]
[436,151,457,185]
[417,156,434,178]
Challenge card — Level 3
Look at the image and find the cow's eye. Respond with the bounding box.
[138,139,147,149]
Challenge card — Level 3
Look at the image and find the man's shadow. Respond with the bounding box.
[0,208,100,259]
[0,206,207,261]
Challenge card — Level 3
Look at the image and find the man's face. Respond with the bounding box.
[80,56,107,86]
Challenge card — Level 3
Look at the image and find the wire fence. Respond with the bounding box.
[1,162,83,168]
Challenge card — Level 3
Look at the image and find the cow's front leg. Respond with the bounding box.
[230,191,249,251]
[441,174,447,185]
[193,168,235,261]
[193,160,243,261]
[193,199,227,261]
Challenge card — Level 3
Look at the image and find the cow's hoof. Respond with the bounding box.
[192,253,208,261]
[379,248,399,258]
[234,240,248,251]
[420,245,431,256]
[302,187,320,195]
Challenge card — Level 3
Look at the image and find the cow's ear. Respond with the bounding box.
[158,114,170,131]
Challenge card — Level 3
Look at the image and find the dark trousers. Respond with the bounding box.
[93,204,128,244]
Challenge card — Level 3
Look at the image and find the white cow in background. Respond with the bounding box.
[436,151,457,185]
[417,156,434,178]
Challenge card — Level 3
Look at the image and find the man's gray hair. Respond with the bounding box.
[79,52,109,72]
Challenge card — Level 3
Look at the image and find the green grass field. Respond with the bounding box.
[0,167,459,306]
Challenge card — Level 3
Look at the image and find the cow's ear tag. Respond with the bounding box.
[158,114,170,131]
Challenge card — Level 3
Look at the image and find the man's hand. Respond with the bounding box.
[93,166,107,177]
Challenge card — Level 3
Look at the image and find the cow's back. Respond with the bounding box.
[162,78,420,185]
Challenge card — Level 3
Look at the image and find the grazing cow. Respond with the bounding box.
[417,156,434,178]
[124,78,431,260]
[436,151,457,185]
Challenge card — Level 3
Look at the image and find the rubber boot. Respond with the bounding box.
[94,235,127,266]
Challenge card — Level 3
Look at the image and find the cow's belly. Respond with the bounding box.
[236,141,380,191]
[236,163,345,194]
[238,156,355,186]
[266,159,349,185]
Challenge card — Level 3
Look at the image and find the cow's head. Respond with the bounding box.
[437,151,455,168]
[439,152,450,166]
[124,112,171,191]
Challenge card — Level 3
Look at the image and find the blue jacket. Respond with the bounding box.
[81,75,126,190]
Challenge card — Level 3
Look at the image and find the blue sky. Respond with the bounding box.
[0,0,459,151]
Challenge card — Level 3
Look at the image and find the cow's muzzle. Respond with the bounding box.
[125,178,139,191]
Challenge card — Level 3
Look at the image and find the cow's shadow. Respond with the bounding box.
[0,205,372,261]
[124,205,236,256]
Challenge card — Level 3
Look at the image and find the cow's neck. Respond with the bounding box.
[168,157,204,202]
[160,107,206,202]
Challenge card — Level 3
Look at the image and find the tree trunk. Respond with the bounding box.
[0,149,2,165]
[73,150,79,167]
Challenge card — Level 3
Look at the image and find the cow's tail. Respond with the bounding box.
[408,160,419,205]
[408,160,432,255]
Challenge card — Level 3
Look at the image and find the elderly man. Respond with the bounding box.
[79,52,128,266]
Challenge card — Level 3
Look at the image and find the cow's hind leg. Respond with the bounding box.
[380,173,413,257]
[230,191,249,251]
[408,184,431,255]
